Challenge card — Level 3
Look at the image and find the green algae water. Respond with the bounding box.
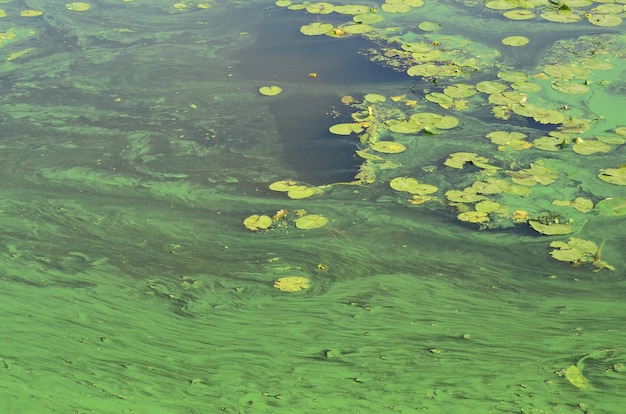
[1,0,626,413]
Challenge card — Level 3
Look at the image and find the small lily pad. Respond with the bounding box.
[300,22,333,35]
[370,141,406,154]
[66,2,91,11]
[329,123,364,135]
[418,21,442,32]
[572,139,611,155]
[295,214,328,229]
[457,211,489,223]
[259,85,283,96]
[243,214,273,231]
[269,180,298,192]
[598,165,626,185]
[502,36,529,47]
[529,220,574,235]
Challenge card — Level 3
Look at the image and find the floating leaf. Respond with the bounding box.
[475,200,501,213]
[300,22,333,35]
[476,81,507,94]
[457,211,489,223]
[446,189,485,203]
[551,81,589,94]
[287,185,321,199]
[598,165,626,185]
[435,115,460,129]
[564,365,590,390]
[540,10,581,23]
[274,276,310,292]
[497,70,527,83]
[370,141,406,153]
[425,92,454,109]
[342,24,373,34]
[388,119,423,134]
[381,2,411,13]
[390,177,438,195]
[529,220,574,235]
[502,36,529,47]
[418,21,442,32]
[572,197,593,213]
[595,198,626,216]
[295,214,328,229]
[353,13,384,24]
[472,178,509,195]
[306,2,335,14]
[259,85,283,96]
[572,139,611,155]
[66,2,91,11]
[485,0,519,10]
[503,9,536,20]
[364,93,386,103]
[444,152,495,170]
[20,9,44,17]
[444,84,476,98]
[269,180,299,192]
[329,123,364,135]
[243,214,273,231]
[334,4,370,14]
[588,14,622,27]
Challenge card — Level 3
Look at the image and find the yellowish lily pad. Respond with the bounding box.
[295,214,328,229]
[274,276,310,292]
[243,214,273,231]
[259,85,283,96]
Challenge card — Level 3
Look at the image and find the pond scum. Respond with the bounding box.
[1,0,625,412]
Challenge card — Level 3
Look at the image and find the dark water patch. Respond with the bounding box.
[269,93,361,185]
[235,10,409,85]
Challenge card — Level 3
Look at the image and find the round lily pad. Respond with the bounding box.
[364,93,386,103]
[485,0,518,10]
[66,2,90,11]
[457,211,489,223]
[269,180,298,192]
[595,198,626,216]
[572,139,611,155]
[502,36,529,47]
[503,9,536,20]
[329,123,364,135]
[287,185,320,199]
[274,276,310,292]
[370,141,406,153]
[300,22,333,35]
[334,4,370,14]
[259,85,283,96]
[388,120,423,134]
[353,13,384,24]
[419,21,442,32]
[598,166,626,185]
[435,115,460,129]
[588,14,622,27]
[390,177,437,195]
[243,214,273,231]
[529,220,574,235]
[295,214,328,229]
[476,81,508,94]
[306,2,335,14]
[342,24,373,34]
[475,200,501,213]
[444,84,476,98]
[551,81,589,94]
[445,189,485,203]
[381,2,411,13]
[540,10,581,23]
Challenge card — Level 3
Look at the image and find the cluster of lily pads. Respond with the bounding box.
[243,208,328,232]
[266,0,626,270]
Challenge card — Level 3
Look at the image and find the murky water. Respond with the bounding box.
[1,0,625,412]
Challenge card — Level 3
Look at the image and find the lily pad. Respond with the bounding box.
[300,22,333,35]
[329,123,364,135]
[364,93,386,103]
[444,84,476,98]
[572,197,593,213]
[419,21,442,32]
[476,81,508,94]
[457,211,489,223]
[475,200,501,213]
[444,152,495,170]
[529,220,574,235]
[588,14,622,27]
[259,85,283,96]
[446,189,485,203]
[595,198,626,216]
[66,2,91,11]
[388,119,423,134]
[243,214,273,231]
[295,214,328,229]
[551,81,589,94]
[540,10,581,23]
[274,276,310,292]
[390,177,438,194]
[334,4,370,14]
[269,180,299,191]
[381,2,411,13]
[502,36,529,47]
[598,165,626,185]
[287,185,320,199]
[306,2,335,14]
[503,9,536,20]
[370,141,406,153]
[572,139,611,155]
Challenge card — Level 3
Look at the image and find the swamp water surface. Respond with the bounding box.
[1,0,625,413]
